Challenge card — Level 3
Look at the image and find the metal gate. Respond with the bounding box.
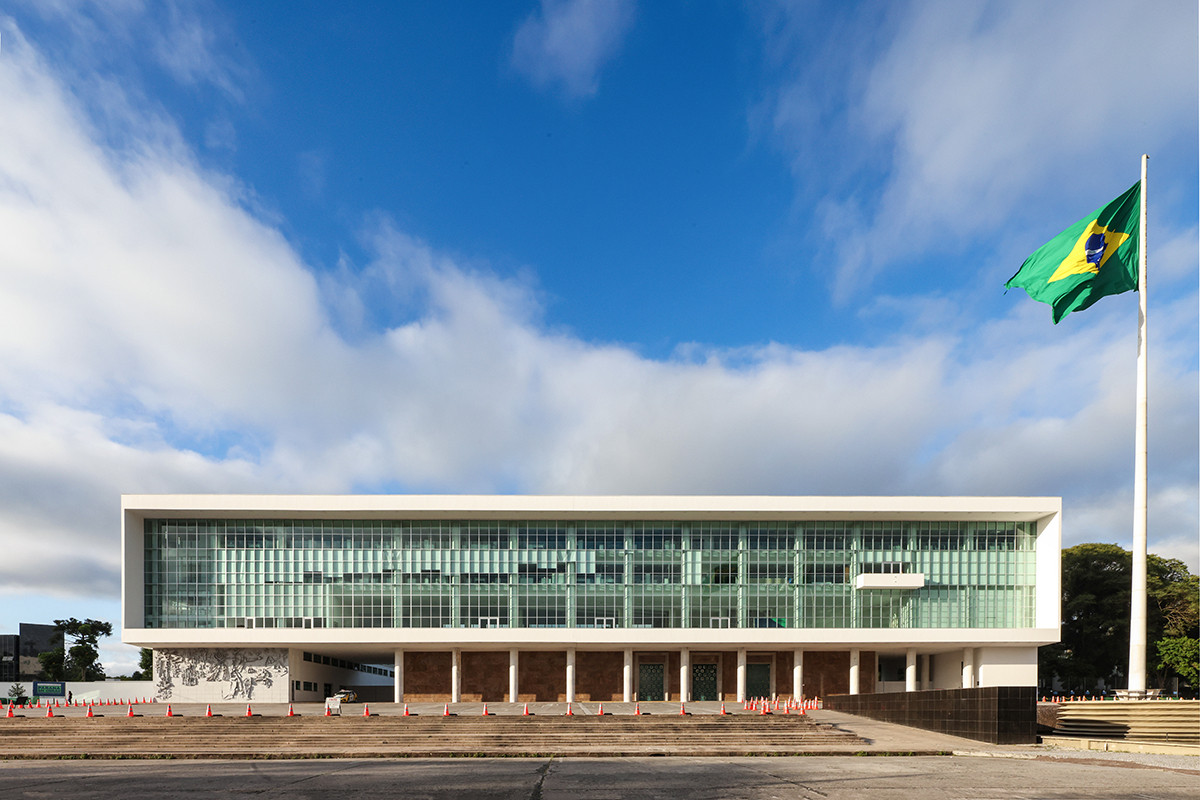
[638,663,664,701]
[691,663,717,701]
[746,663,771,699]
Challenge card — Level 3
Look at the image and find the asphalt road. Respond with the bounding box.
[1,755,1197,799]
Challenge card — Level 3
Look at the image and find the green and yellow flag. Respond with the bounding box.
[1006,182,1140,323]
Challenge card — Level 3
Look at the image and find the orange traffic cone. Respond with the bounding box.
[324,704,332,716]
[760,702,769,715]
[679,702,686,716]
[362,704,370,717]
[481,703,489,716]
[287,704,295,717]
[125,705,133,717]
[565,703,573,716]
[443,703,450,716]
[85,705,94,718]
[245,704,253,717]
[165,704,174,717]
[522,703,530,716]
[634,702,641,716]
[5,705,13,718]
[597,702,605,716]
[720,702,727,715]
[206,704,213,717]
[403,703,410,716]
[45,706,54,718]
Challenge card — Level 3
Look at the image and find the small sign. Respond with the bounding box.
[33,681,66,698]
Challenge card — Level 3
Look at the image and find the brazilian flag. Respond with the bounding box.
[1006,182,1140,323]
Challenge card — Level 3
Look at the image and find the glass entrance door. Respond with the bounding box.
[746,663,771,699]
[637,663,664,701]
[691,663,717,701]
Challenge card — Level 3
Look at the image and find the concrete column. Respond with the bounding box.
[905,648,917,692]
[394,649,404,704]
[849,649,861,695]
[793,649,803,699]
[736,648,747,702]
[680,648,690,702]
[622,649,633,703]
[451,649,461,703]
[565,648,576,703]
[962,647,974,689]
[508,648,519,703]
[920,653,931,690]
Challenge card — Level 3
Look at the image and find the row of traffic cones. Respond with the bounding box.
[1038,695,1176,703]
[740,697,819,714]
[7,700,821,718]
[1,697,156,709]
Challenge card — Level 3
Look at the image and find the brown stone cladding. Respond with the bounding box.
[518,650,567,702]
[402,651,451,701]
[397,649,873,702]
[460,651,508,702]
[574,651,623,701]
[800,650,876,699]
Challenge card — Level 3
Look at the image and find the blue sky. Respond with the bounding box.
[0,0,1196,674]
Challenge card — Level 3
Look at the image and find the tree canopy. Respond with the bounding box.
[1040,544,1198,694]
[39,618,114,682]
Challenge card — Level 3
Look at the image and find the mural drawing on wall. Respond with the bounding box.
[155,648,288,700]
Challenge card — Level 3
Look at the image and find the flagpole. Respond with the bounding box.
[1127,153,1149,697]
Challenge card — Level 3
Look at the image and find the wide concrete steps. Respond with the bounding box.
[1053,700,1200,743]
[0,715,867,758]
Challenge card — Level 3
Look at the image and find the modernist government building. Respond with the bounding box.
[121,495,1061,704]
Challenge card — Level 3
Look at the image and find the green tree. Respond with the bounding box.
[37,647,65,680]
[132,648,154,681]
[52,618,114,682]
[1149,559,1198,690]
[1157,637,1199,687]
[1040,544,1199,693]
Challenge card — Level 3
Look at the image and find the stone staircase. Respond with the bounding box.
[1052,700,1199,743]
[0,714,868,758]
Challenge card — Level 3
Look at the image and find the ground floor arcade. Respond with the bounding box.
[151,645,1038,704]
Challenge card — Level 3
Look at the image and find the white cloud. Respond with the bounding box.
[760,0,1197,301]
[512,0,635,98]
[0,6,1195,640]
[151,0,248,101]
[13,0,252,103]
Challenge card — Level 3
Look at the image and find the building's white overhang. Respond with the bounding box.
[854,573,926,590]
[122,494,1061,522]
[123,626,1062,657]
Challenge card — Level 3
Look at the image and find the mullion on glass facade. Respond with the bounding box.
[144,517,1036,631]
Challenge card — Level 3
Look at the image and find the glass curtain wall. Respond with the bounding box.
[143,518,1037,631]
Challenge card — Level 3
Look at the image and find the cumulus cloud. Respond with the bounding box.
[512,0,635,97]
[759,0,1197,301]
[0,3,1195,642]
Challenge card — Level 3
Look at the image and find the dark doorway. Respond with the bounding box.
[692,663,717,701]
[637,662,664,701]
[746,663,771,699]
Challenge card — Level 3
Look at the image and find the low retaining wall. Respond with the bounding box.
[1,680,156,703]
[825,686,1036,744]
[1053,699,1200,742]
